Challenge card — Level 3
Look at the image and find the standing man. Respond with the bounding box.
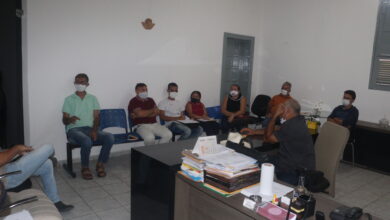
[128,83,172,146]
[62,73,114,180]
[158,82,203,140]
[328,90,359,129]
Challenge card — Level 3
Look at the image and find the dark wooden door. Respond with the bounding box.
[0,0,24,147]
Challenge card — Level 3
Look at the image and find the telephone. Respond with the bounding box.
[330,206,363,220]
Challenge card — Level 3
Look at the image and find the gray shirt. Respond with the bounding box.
[274,116,315,172]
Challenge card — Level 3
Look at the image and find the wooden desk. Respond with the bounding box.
[175,174,382,220]
[356,120,390,135]
[343,120,390,173]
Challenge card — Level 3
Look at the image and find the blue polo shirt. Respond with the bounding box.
[62,93,100,132]
[328,105,359,128]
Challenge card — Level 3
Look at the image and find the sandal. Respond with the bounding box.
[96,163,106,177]
[81,168,93,180]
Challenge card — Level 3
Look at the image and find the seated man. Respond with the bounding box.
[158,82,203,141]
[328,90,359,129]
[242,99,315,185]
[2,144,73,212]
[128,83,172,146]
[240,81,292,135]
[62,73,114,180]
[262,81,293,127]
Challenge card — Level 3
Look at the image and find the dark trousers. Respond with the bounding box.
[221,116,246,133]
[199,121,220,136]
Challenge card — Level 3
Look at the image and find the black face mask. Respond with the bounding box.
[191,98,200,103]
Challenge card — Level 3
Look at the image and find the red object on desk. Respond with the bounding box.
[256,202,297,220]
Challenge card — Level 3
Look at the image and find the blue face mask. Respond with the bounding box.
[138,92,148,99]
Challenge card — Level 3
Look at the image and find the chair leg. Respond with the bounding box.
[62,143,76,178]
[351,142,355,167]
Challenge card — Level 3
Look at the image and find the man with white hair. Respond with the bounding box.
[242,99,315,185]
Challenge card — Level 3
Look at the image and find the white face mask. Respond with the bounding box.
[138,92,148,99]
[74,84,87,92]
[169,92,178,99]
[281,89,288,96]
[342,99,350,106]
[280,118,287,124]
[230,90,239,96]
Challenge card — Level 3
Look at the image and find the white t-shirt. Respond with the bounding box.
[158,98,185,125]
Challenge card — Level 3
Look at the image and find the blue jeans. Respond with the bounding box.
[4,144,60,203]
[67,126,114,167]
[168,122,203,140]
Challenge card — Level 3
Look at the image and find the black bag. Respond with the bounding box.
[304,170,330,193]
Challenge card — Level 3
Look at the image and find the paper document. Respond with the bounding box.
[200,151,257,172]
[228,132,245,144]
[4,210,34,220]
[197,118,216,122]
[176,117,199,124]
[192,136,231,156]
[241,182,293,202]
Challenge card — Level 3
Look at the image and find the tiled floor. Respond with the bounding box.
[31,153,131,220]
[30,152,390,220]
[334,163,390,220]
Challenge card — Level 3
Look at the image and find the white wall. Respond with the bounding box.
[258,0,389,121]
[23,0,263,160]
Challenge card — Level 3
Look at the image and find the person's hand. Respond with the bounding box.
[179,115,185,120]
[228,115,235,123]
[14,145,33,155]
[69,116,80,124]
[90,130,98,141]
[274,104,285,118]
[240,128,255,135]
[153,108,160,115]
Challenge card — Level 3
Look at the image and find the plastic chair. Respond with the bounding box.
[63,108,141,178]
[314,122,350,197]
[100,109,141,144]
[251,94,271,123]
[206,106,223,120]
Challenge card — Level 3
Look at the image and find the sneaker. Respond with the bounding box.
[55,201,74,212]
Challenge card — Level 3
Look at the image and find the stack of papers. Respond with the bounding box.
[180,155,205,182]
[201,151,258,175]
[180,136,260,194]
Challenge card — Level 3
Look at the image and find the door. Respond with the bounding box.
[0,0,24,147]
[220,33,254,106]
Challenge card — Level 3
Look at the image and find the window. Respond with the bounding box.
[370,0,390,91]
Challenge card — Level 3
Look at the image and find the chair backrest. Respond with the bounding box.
[251,94,271,117]
[314,122,349,197]
[206,106,222,119]
[99,109,129,133]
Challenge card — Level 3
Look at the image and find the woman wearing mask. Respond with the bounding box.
[220,84,247,133]
[186,91,220,135]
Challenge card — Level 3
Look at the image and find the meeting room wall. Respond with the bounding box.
[22,0,263,161]
[257,0,389,123]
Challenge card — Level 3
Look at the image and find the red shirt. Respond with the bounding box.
[128,97,157,125]
[188,102,205,116]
